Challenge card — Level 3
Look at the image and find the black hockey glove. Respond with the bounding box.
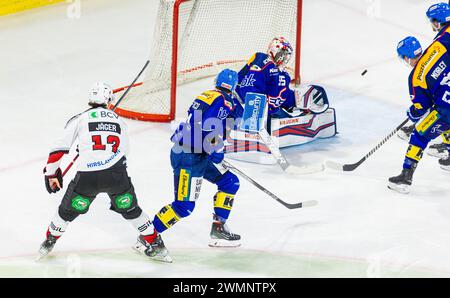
[44,168,63,194]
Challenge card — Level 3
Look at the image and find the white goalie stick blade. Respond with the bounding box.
[324,160,344,171]
[257,129,324,175]
[301,200,319,208]
[285,163,325,175]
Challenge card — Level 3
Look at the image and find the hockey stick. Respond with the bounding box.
[111,60,150,110]
[325,118,409,172]
[221,160,318,209]
[61,60,150,178]
[233,91,324,175]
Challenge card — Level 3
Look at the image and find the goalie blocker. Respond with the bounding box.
[226,89,337,164]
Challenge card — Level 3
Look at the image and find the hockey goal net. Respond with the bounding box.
[111,0,303,122]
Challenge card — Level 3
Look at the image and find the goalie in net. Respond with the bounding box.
[226,37,337,164]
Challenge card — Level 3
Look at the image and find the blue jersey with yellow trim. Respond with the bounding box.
[408,37,450,118]
[171,89,240,153]
[236,52,296,116]
[433,24,450,47]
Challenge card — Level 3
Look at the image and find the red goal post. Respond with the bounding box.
[111,0,303,122]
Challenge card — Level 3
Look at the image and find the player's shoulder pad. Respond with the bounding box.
[412,40,447,89]
[195,90,223,106]
[249,52,272,72]
[64,112,83,129]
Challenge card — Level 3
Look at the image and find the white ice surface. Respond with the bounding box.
[1,0,450,277]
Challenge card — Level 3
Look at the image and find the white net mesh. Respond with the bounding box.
[114,0,300,121]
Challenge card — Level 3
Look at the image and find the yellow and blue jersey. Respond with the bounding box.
[408,34,450,118]
[171,89,241,153]
[236,52,296,116]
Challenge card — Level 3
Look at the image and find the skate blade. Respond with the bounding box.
[208,238,242,248]
[132,243,173,263]
[35,254,47,262]
[440,165,450,172]
[397,131,410,142]
[285,163,325,175]
[428,149,448,159]
[387,182,410,194]
[35,248,51,262]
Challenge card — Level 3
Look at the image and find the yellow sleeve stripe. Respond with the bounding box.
[0,0,63,16]
[196,90,222,105]
[413,103,423,109]
[247,53,256,66]
[413,41,447,89]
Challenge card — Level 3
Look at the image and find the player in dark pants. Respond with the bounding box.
[57,157,140,222]
[39,82,161,261]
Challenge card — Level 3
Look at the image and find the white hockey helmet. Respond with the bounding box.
[88,82,114,106]
[267,37,293,68]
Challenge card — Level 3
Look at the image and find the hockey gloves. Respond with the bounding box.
[44,168,63,194]
[407,105,427,123]
[209,150,225,164]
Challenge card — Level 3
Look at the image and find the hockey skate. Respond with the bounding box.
[209,215,241,248]
[387,165,417,194]
[133,234,173,263]
[428,142,449,159]
[37,234,58,260]
[397,124,415,141]
[439,156,450,171]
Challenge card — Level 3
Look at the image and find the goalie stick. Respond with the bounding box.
[221,160,318,209]
[61,60,150,178]
[234,91,325,175]
[325,118,409,172]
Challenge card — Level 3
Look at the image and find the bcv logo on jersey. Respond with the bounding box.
[89,110,119,119]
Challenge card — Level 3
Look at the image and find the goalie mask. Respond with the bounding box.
[88,82,114,106]
[295,85,329,114]
[267,37,293,69]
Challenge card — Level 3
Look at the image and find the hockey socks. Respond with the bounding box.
[128,212,157,243]
[47,213,69,239]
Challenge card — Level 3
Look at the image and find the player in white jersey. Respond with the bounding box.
[39,82,171,262]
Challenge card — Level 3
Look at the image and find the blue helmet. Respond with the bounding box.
[215,69,238,92]
[397,36,422,59]
[426,3,450,24]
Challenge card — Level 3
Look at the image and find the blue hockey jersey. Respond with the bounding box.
[171,89,240,154]
[236,52,296,117]
[408,32,450,120]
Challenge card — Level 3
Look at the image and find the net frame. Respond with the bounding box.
[112,0,303,122]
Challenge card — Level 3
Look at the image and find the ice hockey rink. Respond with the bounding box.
[2,0,450,278]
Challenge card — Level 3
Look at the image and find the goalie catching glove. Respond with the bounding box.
[294,85,330,114]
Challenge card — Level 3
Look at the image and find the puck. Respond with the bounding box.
[361,69,368,76]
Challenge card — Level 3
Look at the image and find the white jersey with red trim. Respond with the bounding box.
[45,107,129,175]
